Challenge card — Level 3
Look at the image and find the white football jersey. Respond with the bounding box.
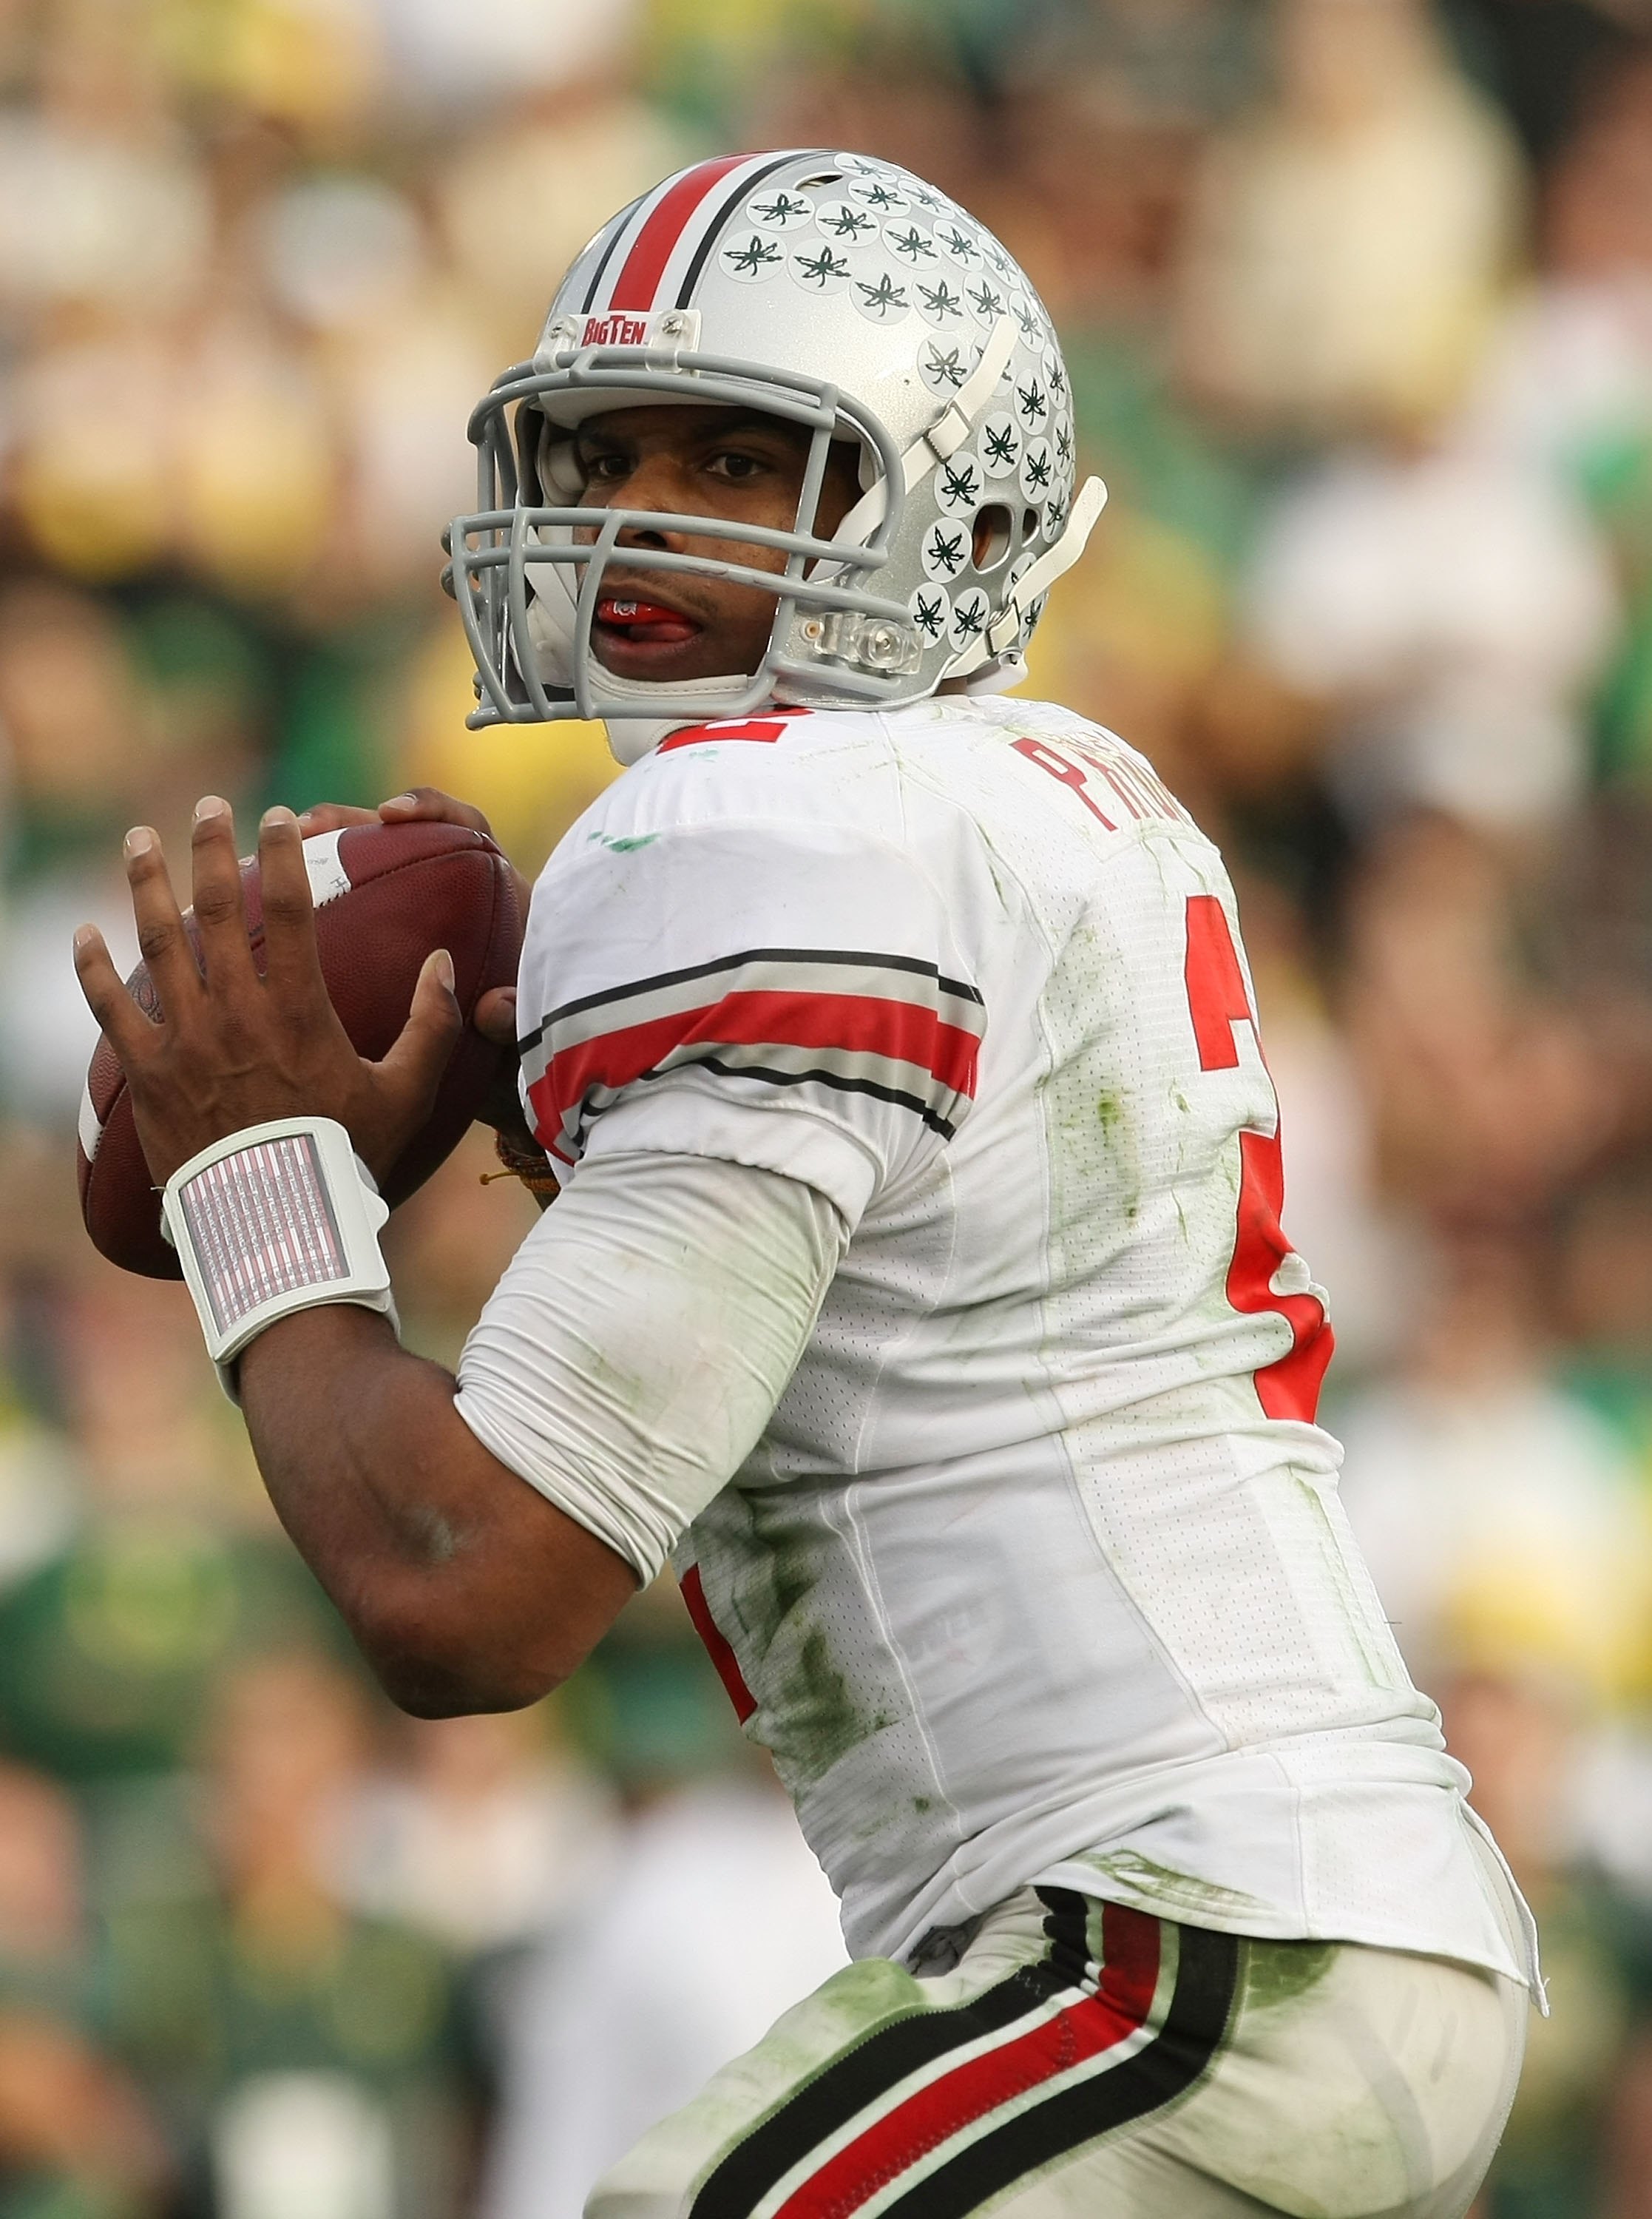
[512,694,1537,1989]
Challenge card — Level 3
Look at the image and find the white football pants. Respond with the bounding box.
[585,1885,1527,2219]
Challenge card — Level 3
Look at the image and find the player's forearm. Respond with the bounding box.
[237,1305,634,1715]
[234,1149,840,1719]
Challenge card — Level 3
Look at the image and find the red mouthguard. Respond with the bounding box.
[596,596,695,629]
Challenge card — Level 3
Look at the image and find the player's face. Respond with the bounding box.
[571,405,862,683]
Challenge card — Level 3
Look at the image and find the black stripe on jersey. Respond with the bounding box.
[687,1893,1094,2219]
[580,1055,962,1145]
[578,194,646,313]
[674,150,808,309]
[887,1919,1239,2219]
[517,948,986,1053]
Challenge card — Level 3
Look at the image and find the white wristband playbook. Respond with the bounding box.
[160,1116,399,1398]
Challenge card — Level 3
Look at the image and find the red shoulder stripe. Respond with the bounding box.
[531,989,981,1129]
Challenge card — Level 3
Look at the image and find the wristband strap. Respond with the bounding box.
[161,1116,398,1399]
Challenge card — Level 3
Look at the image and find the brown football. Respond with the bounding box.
[78,820,524,1278]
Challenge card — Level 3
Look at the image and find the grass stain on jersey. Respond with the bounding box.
[718,1496,893,1788]
[1094,1091,1142,1221]
[1072,1849,1267,1925]
[589,831,658,851]
[780,1627,873,1783]
[1242,1936,1336,2016]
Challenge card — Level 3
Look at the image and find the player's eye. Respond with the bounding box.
[705,450,767,483]
[581,450,631,482]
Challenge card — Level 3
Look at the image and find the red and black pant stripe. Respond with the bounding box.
[688,1892,1239,2219]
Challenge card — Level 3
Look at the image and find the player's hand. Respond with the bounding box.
[298,786,534,920]
[468,981,544,1155]
[296,787,494,840]
[72,797,464,1189]
[298,789,533,1089]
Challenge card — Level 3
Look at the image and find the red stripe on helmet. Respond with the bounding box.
[609,155,751,312]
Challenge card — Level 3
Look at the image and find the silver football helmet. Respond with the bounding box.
[447,148,1106,761]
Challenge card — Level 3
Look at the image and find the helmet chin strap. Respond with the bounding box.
[523,544,578,672]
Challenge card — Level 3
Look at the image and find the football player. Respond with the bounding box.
[76,152,1538,2217]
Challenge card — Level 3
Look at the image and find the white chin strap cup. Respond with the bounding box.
[522,565,745,766]
[161,1116,399,1402]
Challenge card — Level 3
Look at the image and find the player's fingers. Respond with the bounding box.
[377,787,495,839]
[256,805,328,1004]
[473,985,518,1048]
[188,797,258,996]
[296,803,379,835]
[72,926,155,1064]
[123,826,203,1020]
[375,949,464,1115]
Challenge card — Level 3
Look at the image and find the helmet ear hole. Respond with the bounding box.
[1020,508,1039,546]
[972,504,1014,572]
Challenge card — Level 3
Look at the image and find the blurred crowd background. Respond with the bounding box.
[0,0,1651,2212]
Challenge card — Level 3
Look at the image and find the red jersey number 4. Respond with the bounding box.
[1183,894,1333,1424]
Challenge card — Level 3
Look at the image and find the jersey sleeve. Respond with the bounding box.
[516,814,985,1226]
[455,1149,847,1585]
